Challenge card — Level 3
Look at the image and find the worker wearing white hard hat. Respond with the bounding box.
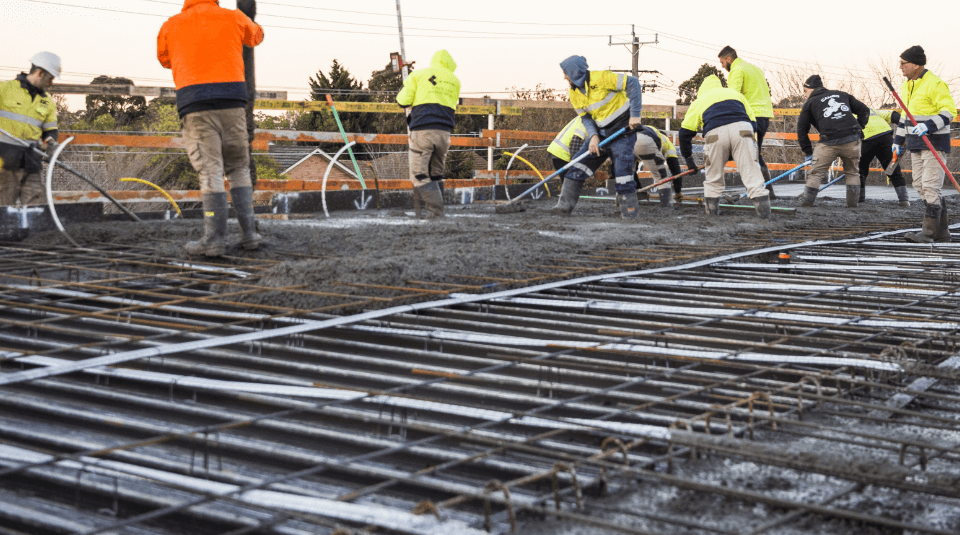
[0,52,62,206]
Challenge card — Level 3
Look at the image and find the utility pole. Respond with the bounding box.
[609,26,658,79]
[396,0,409,80]
[237,0,257,188]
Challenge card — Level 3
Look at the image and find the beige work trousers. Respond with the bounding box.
[409,129,450,187]
[634,134,668,181]
[0,168,45,206]
[703,121,767,199]
[910,150,947,204]
[182,107,252,194]
[806,140,861,189]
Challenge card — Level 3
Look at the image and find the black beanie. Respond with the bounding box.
[803,75,823,89]
[900,45,926,66]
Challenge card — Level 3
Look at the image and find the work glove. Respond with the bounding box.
[684,157,698,173]
[44,140,58,159]
[804,155,813,165]
[892,143,900,155]
[908,123,928,137]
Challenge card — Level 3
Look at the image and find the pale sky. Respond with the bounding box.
[3,0,958,112]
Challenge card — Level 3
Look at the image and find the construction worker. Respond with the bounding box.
[894,46,956,243]
[547,116,586,176]
[796,75,870,208]
[678,75,771,219]
[719,46,777,199]
[859,109,909,206]
[553,55,643,219]
[634,125,684,207]
[396,50,460,219]
[0,52,60,207]
[157,0,264,256]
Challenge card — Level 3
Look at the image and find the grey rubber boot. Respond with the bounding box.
[904,201,940,243]
[230,187,262,250]
[761,164,776,200]
[846,185,860,208]
[618,192,640,219]
[752,195,772,220]
[548,179,583,215]
[420,181,445,218]
[412,187,423,218]
[607,178,620,207]
[799,186,819,207]
[185,192,228,257]
[704,197,720,216]
[895,186,910,207]
[935,197,952,243]
[657,187,672,208]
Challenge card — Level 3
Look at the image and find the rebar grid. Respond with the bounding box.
[0,223,959,535]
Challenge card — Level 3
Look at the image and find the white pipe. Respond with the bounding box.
[501,142,528,201]
[321,140,356,219]
[44,136,81,248]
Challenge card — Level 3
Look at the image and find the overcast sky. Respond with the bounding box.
[3,0,958,112]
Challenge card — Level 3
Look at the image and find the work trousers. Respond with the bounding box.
[565,127,638,195]
[910,149,947,204]
[0,168,44,206]
[756,117,770,170]
[634,133,668,187]
[182,107,252,194]
[409,129,451,187]
[702,121,767,199]
[859,133,905,189]
[807,140,860,189]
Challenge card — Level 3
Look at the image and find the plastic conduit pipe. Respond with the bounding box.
[504,148,552,198]
[321,141,358,218]
[44,136,81,248]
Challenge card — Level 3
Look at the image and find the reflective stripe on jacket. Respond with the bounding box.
[862,109,894,141]
[726,58,774,118]
[157,0,264,114]
[547,117,586,161]
[0,78,57,144]
[569,71,630,129]
[396,50,460,132]
[893,70,955,153]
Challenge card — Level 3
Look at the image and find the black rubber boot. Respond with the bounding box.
[846,185,860,208]
[658,188,672,208]
[799,186,819,207]
[618,192,640,219]
[858,177,867,202]
[548,179,583,215]
[185,192,228,257]
[704,197,720,216]
[752,195,772,220]
[935,197,952,243]
[420,181,445,218]
[895,186,910,207]
[904,201,940,243]
[412,187,423,218]
[230,187,262,250]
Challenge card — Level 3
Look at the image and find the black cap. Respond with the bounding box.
[900,45,926,66]
[803,75,823,89]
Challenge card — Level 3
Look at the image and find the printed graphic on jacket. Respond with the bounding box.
[822,96,851,120]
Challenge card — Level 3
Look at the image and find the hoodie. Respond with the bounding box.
[678,75,756,158]
[157,0,264,117]
[396,50,461,132]
[560,55,643,141]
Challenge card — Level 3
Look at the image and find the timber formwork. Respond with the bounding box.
[0,224,959,534]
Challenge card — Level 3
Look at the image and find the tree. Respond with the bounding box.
[676,64,727,105]
[84,76,147,127]
[306,60,375,134]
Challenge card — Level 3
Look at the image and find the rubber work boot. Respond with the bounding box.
[607,178,620,207]
[704,197,720,216]
[761,164,776,200]
[752,196,772,220]
[904,200,940,243]
[799,186,819,207]
[859,182,866,203]
[185,192,228,257]
[548,179,583,215]
[895,186,910,207]
[618,192,640,219]
[935,197,952,243]
[412,187,423,218]
[846,185,860,208]
[657,188,672,208]
[230,187,262,250]
[419,181,445,218]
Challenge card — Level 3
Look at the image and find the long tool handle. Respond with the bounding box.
[509,126,628,204]
[738,160,812,199]
[325,94,367,189]
[882,76,960,194]
[819,173,845,191]
[885,145,903,176]
[636,167,698,194]
[0,127,140,222]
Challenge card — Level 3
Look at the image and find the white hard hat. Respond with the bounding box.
[29,51,62,79]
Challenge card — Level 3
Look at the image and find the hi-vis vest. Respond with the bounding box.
[0,79,57,146]
[862,109,894,141]
[547,117,586,161]
[569,71,630,128]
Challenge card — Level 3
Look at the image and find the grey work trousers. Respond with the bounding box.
[0,168,44,206]
[703,121,768,199]
[409,129,451,187]
[806,140,861,188]
[182,107,252,194]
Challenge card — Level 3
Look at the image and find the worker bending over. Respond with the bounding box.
[158,0,265,256]
[397,50,461,219]
[678,75,770,219]
[0,52,60,206]
[634,125,684,208]
[894,46,956,243]
[552,56,643,219]
[859,109,909,206]
[547,116,586,180]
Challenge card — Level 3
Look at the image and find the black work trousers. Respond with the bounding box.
[859,132,906,189]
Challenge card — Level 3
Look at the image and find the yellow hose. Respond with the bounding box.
[120,177,182,217]
[503,152,552,197]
